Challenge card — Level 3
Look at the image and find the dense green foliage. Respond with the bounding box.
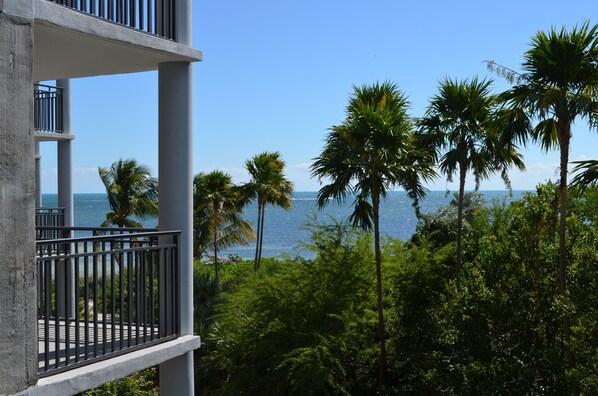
[193,184,598,395]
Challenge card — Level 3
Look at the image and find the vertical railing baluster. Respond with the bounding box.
[64,251,71,366]
[83,242,89,359]
[44,259,51,371]
[141,249,147,344]
[93,245,99,357]
[74,243,80,363]
[111,241,116,352]
[54,258,61,368]
[149,248,155,341]
[102,242,107,356]
[127,249,133,347]
[119,250,125,350]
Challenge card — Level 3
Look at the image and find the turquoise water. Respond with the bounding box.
[41,191,526,259]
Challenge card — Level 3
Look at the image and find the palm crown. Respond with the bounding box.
[98,159,158,228]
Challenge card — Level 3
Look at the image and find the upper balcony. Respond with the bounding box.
[0,0,202,80]
[47,0,178,41]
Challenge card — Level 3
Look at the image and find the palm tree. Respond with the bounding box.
[242,152,294,271]
[419,77,525,269]
[193,171,254,276]
[98,159,158,228]
[311,81,436,388]
[492,23,598,367]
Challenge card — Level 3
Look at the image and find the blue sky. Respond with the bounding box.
[40,0,597,193]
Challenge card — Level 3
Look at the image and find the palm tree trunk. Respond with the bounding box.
[214,204,219,278]
[257,204,266,271]
[559,128,574,370]
[372,193,387,388]
[254,201,262,272]
[456,163,466,271]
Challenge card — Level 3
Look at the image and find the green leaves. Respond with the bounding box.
[98,158,158,228]
[312,81,434,230]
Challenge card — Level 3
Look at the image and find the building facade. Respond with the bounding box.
[0,1,201,394]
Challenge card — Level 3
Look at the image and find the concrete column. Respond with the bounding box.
[158,62,194,395]
[56,79,73,228]
[35,141,42,207]
[55,79,75,319]
[0,12,37,394]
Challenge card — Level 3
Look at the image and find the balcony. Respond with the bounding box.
[36,226,180,377]
[47,0,177,40]
[34,84,64,135]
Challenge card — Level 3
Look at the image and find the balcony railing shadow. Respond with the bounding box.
[36,226,180,377]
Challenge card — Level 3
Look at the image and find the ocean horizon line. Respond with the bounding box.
[42,189,535,195]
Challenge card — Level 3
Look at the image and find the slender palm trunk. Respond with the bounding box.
[559,127,574,370]
[456,163,466,271]
[254,200,262,272]
[214,203,219,278]
[257,204,266,270]
[372,193,387,388]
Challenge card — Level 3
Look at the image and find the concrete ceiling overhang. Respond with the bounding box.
[33,0,202,81]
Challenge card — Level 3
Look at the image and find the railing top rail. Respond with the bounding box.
[35,207,66,211]
[36,225,156,232]
[35,229,180,245]
[34,83,64,92]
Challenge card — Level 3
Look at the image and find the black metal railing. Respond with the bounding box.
[34,84,64,133]
[36,208,66,240]
[48,0,177,40]
[36,229,180,376]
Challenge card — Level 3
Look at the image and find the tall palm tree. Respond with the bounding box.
[242,152,294,271]
[311,81,436,388]
[493,23,598,367]
[419,77,525,269]
[98,159,158,228]
[193,171,254,276]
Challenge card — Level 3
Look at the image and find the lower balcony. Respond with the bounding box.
[36,226,181,377]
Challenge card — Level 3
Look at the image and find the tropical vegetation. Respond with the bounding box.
[193,184,598,395]
[489,21,598,369]
[98,158,158,228]
[311,81,436,387]
[192,170,254,276]
[87,22,598,396]
[242,151,294,271]
[418,76,525,269]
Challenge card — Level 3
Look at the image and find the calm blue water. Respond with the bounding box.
[42,191,526,259]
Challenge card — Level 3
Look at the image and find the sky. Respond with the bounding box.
[39,0,598,193]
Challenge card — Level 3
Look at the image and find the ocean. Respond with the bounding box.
[41,191,527,259]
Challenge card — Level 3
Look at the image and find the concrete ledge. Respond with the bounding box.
[21,335,200,396]
[35,131,74,142]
